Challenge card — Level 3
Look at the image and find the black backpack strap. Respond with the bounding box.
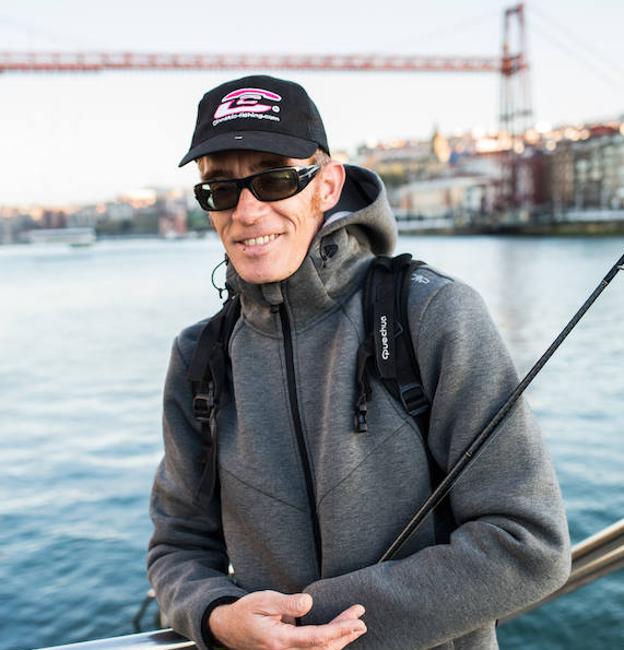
[187,295,241,502]
[356,254,456,541]
[356,254,429,434]
[395,258,430,437]
[396,261,450,518]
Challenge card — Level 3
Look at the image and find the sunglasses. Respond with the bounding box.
[194,164,321,212]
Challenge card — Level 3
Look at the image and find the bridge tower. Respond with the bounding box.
[499,2,534,218]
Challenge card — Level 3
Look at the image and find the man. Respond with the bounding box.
[148,75,570,650]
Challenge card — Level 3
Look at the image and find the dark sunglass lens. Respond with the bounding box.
[208,182,239,210]
[195,186,211,211]
[252,169,298,201]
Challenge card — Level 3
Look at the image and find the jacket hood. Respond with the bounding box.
[225,165,397,332]
[319,164,396,255]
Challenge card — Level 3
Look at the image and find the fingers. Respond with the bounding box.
[322,625,367,650]
[282,617,367,648]
[254,590,314,618]
[232,591,367,649]
[330,604,365,624]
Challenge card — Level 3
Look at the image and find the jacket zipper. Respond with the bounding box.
[279,303,323,575]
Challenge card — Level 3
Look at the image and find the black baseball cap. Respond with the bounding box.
[178,75,330,167]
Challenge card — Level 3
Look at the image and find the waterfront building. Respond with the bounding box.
[391,174,497,232]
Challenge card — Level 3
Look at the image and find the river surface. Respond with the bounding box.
[1,235,622,650]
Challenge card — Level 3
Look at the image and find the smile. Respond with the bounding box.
[239,233,281,247]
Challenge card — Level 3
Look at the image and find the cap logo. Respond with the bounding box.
[212,87,282,126]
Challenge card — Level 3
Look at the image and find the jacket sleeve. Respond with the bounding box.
[147,337,247,649]
[301,280,571,648]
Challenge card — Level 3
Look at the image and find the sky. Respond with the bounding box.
[1,0,623,205]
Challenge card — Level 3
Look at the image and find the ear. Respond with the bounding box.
[317,162,346,212]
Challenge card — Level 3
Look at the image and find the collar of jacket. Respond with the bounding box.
[225,165,397,335]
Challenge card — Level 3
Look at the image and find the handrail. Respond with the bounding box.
[500,518,624,622]
[572,518,624,560]
[34,629,195,650]
[33,519,624,649]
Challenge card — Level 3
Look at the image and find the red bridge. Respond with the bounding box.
[0,51,522,74]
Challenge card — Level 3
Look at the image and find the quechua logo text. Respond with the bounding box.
[379,314,390,360]
[212,88,282,126]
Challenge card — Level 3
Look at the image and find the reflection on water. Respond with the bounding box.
[1,235,623,649]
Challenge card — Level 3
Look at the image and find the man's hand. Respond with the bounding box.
[208,590,367,650]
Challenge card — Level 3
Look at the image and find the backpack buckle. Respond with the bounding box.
[193,387,215,424]
[399,382,428,417]
[354,394,369,433]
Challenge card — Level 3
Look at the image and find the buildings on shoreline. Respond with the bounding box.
[0,187,205,245]
[2,117,624,245]
[356,119,624,234]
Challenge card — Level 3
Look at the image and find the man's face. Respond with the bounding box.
[198,150,328,285]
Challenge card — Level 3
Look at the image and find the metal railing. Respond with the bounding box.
[500,517,624,622]
[34,629,194,650]
[34,519,624,650]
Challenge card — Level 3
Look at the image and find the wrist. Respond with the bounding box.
[208,603,232,645]
[201,597,239,649]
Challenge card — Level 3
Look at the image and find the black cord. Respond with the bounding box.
[211,257,228,300]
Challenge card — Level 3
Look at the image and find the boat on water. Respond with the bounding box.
[26,227,96,247]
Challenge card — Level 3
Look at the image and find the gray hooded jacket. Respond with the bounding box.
[148,165,571,649]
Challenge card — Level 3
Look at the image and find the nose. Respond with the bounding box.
[231,187,268,225]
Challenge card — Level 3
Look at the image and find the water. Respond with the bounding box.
[1,235,622,650]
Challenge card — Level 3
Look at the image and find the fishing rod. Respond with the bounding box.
[380,250,624,563]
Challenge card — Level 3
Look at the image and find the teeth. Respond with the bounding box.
[242,234,278,246]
